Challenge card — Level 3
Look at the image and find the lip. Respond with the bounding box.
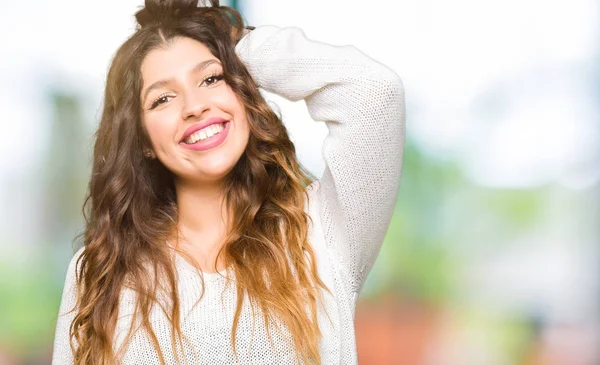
[180,117,229,143]
[179,119,231,152]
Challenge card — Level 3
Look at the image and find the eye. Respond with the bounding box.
[200,73,224,87]
[149,94,174,110]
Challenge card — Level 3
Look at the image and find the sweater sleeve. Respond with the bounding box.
[51,247,84,365]
[235,26,405,294]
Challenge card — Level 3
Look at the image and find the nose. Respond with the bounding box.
[181,90,209,121]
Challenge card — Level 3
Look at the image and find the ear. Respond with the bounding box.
[143,149,156,159]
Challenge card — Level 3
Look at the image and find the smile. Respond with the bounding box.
[179,121,231,152]
[184,122,226,144]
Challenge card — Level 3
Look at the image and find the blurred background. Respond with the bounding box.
[0,0,598,364]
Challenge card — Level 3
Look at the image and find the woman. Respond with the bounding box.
[52,0,405,364]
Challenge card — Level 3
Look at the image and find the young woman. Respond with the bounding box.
[51,0,405,364]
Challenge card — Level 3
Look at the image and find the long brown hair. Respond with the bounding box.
[70,0,329,363]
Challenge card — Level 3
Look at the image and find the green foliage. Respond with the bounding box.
[363,138,548,307]
[0,257,62,358]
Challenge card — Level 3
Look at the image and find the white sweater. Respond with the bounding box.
[52,25,405,364]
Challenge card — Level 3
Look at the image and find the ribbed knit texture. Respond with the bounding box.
[52,25,405,364]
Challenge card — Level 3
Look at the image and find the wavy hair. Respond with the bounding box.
[69,0,329,364]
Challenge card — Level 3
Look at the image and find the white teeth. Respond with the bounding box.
[185,122,226,144]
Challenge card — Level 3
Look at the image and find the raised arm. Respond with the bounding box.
[235,26,405,294]
[52,247,84,364]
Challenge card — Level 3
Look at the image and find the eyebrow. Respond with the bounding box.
[141,59,222,104]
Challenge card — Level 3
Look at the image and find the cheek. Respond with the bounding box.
[219,93,249,136]
[143,113,178,147]
[212,87,246,117]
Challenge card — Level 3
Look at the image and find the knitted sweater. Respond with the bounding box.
[52,25,405,364]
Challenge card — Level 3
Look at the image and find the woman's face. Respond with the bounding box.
[140,36,250,185]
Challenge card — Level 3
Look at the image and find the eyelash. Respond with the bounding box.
[148,73,225,110]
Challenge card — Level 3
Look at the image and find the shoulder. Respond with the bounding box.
[303,180,323,224]
[62,246,86,286]
[69,246,86,271]
[307,179,320,193]
[55,246,86,320]
[305,180,321,205]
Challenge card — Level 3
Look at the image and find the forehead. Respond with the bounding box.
[141,37,219,84]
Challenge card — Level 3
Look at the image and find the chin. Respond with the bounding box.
[169,142,248,185]
[197,155,243,182]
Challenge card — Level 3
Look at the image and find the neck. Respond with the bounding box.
[178,179,225,221]
[173,178,230,249]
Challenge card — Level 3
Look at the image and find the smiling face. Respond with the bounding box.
[140,36,250,186]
